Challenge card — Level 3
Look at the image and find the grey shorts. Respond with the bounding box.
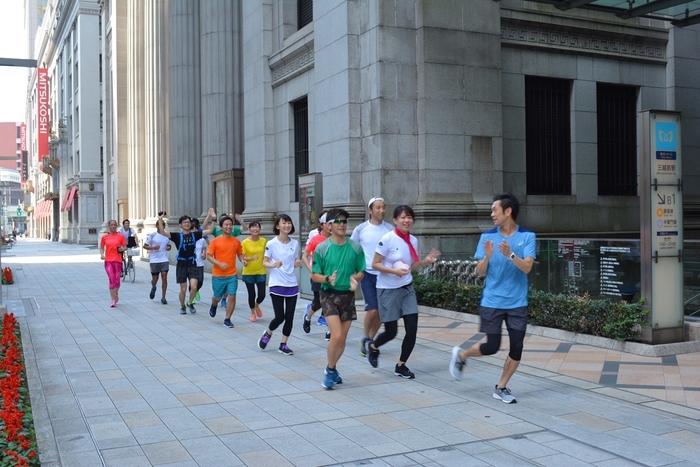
[150,262,170,275]
[377,285,418,323]
[479,306,528,334]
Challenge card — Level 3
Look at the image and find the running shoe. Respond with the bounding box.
[325,331,331,341]
[258,331,271,349]
[195,291,201,302]
[317,315,327,326]
[250,314,257,322]
[367,342,380,368]
[322,371,336,389]
[302,303,311,333]
[180,306,187,314]
[223,319,234,329]
[278,343,294,356]
[360,337,370,357]
[255,305,263,318]
[324,367,343,384]
[187,302,196,314]
[221,297,227,308]
[493,386,517,404]
[449,346,466,381]
[149,287,156,300]
[209,305,217,318]
[110,302,116,308]
[161,298,167,305]
[394,364,415,379]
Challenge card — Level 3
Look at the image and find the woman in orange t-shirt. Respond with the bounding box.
[100,220,127,307]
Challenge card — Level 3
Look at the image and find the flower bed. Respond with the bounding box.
[0,313,38,466]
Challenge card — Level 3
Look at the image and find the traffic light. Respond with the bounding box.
[16,208,21,216]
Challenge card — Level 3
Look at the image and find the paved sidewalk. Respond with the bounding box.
[3,238,700,467]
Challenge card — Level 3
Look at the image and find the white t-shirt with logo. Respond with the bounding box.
[350,220,393,275]
[194,238,207,267]
[375,230,417,289]
[265,237,300,288]
[146,232,170,263]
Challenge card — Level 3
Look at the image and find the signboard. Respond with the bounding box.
[37,68,49,162]
[640,110,683,343]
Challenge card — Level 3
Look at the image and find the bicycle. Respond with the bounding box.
[122,249,136,283]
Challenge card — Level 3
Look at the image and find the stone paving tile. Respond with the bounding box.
[141,440,193,465]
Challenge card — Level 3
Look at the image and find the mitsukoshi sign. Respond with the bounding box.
[37,68,49,162]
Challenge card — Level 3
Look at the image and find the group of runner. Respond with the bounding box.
[100,192,535,402]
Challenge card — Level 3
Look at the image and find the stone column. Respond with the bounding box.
[199,0,242,215]
[168,0,202,218]
[127,0,147,222]
[411,0,503,237]
[240,1,278,225]
[143,0,169,225]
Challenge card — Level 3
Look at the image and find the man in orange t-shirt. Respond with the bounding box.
[207,216,246,328]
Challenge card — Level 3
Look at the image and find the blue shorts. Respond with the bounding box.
[359,272,379,311]
[212,276,239,299]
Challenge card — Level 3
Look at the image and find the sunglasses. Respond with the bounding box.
[332,219,348,224]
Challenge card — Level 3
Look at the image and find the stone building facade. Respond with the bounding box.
[100,0,700,255]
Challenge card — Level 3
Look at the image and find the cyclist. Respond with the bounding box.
[118,219,139,274]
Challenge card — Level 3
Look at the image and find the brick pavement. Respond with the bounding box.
[3,238,700,466]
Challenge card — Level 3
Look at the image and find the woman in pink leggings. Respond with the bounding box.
[100,220,127,307]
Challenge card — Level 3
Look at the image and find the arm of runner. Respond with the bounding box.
[372,252,410,277]
[234,213,248,233]
[411,248,441,270]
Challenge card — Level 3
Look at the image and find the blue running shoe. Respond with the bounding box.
[221,297,227,308]
[322,371,336,389]
[317,315,327,326]
[324,367,343,384]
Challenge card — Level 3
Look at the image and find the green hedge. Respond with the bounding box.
[412,273,649,342]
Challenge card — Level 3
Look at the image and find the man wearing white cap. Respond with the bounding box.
[351,197,393,356]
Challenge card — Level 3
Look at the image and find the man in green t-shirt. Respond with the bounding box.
[312,208,365,389]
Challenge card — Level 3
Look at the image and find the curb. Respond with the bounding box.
[418,305,700,357]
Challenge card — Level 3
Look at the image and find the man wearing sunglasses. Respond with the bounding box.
[311,208,366,389]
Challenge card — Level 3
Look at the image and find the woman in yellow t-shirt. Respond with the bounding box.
[242,221,268,321]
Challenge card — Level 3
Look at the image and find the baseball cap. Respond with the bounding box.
[368,197,384,208]
[319,213,327,223]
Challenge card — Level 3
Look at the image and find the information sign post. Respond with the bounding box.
[298,173,323,300]
[640,110,684,343]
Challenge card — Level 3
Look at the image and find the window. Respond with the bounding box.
[100,100,103,129]
[525,76,571,195]
[298,0,313,29]
[293,97,309,202]
[597,83,637,196]
[99,54,102,83]
[74,61,78,92]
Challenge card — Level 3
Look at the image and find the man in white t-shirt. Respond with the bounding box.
[144,219,171,304]
[350,197,393,357]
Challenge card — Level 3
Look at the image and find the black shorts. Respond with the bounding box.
[479,306,528,334]
[176,264,199,284]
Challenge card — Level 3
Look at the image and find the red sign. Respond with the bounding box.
[20,123,26,151]
[37,68,49,162]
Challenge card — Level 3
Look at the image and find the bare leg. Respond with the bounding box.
[188,278,198,304]
[179,283,187,306]
[160,271,168,298]
[326,316,352,369]
[497,356,520,388]
[364,308,381,340]
[225,295,236,320]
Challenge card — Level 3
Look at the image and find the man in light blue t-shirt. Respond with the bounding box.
[448,193,536,404]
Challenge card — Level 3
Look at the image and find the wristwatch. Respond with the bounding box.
[509,252,516,261]
[325,275,330,283]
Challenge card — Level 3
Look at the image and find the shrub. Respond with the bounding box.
[413,273,649,342]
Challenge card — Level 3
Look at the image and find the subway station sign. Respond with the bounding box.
[640,110,683,342]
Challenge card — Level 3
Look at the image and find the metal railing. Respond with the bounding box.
[420,260,484,286]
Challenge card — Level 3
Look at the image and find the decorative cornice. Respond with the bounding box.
[271,50,314,87]
[501,18,666,63]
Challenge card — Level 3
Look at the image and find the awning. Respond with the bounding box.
[526,0,700,27]
[35,200,48,219]
[62,186,78,212]
[60,188,71,211]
